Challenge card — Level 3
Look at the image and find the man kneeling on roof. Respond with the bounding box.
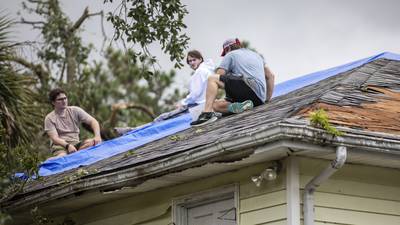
[190,38,275,126]
[44,88,102,158]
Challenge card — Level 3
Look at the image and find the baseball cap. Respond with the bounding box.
[221,38,241,56]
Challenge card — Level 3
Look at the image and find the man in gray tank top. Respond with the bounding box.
[44,88,102,158]
[191,38,275,126]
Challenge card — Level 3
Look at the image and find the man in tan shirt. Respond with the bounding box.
[44,88,102,158]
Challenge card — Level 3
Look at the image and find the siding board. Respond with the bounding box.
[257,219,286,225]
[315,207,400,225]
[241,190,286,213]
[314,192,400,216]
[240,205,286,225]
[300,157,400,225]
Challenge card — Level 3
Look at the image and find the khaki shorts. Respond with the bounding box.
[51,141,82,156]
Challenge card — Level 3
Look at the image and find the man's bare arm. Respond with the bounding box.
[264,65,275,102]
[216,68,226,76]
[47,131,77,153]
[89,117,102,145]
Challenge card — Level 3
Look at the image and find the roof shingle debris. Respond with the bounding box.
[297,60,400,135]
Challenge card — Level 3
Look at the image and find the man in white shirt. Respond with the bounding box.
[177,50,215,108]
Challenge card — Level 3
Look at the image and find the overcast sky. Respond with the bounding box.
[2,0,400,87]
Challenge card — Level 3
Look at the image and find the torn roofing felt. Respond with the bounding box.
[36,52,400,177]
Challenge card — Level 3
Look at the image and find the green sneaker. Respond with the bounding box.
[228,100,254,114]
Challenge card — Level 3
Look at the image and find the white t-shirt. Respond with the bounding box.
[181,59,215,106]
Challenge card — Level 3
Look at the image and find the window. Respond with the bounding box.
[173,185,238,225]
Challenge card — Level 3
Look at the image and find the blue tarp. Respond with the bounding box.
[39,113,192,176]
[37,52,400,177]
[273,52,400,98]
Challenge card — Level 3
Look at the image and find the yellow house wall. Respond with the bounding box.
[65,162,287,225]
[38,156,400,225]
[299,157,400,225]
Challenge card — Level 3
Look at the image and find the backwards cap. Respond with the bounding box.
[221,38,241,56]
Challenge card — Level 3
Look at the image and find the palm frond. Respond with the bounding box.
[0,14,43,147]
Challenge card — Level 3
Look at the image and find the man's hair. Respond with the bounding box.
[48,88,66,103]
[229,43,242,51]
[186,50,204,64]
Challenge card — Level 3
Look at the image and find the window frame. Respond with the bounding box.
[172,184,239,225]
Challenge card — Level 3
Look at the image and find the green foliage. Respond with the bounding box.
[19,0,184,136]
[123,149,136,158]
[169,134,182,141]
[61,168,97,185]
[0,68,43,147]
[0,15,42,161]
[65,47,183,135]
[30,207,76,225]
[309,108,344,136]
[241,40,264,59]
[0,211,10,225]
[0,1,188,222]
[22,0,92,83]
[105,0,189,69]
[0,15,42,225]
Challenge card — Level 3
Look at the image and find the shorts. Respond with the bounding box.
[219,74,264,106]
[51,141,82,155]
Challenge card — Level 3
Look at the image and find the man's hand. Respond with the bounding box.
[66,144,77,153]
[85,136,102,147]
[93,136,102,145]
[175,102,184,110]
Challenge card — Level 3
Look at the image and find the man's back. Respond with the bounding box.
[219,48,267,102]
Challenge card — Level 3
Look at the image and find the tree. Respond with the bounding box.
[16,0,184,137]
[105,0,189,70]
[0,15,42,225]
[18,0,104,90]
[67,48,183,138]
[0,0,188,223]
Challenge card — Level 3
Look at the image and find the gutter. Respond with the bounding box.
[303,146,347,225]
[4,122,400,210]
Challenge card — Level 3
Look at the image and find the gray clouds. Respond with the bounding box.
[1,0,400,86]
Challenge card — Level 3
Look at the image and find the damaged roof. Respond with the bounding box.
[3,57,400,211]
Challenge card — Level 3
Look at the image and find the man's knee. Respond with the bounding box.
[208,74,224,88]
[208,74,219,83]
[212,99,230,113]
[51,150,67,158]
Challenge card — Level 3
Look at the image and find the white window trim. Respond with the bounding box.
[172,184,239,225]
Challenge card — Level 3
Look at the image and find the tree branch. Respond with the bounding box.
[70,7,89,32]
[70,7,104,33]
[20,18,45,29]
[8,56,49,86]
[27,0,48,4]
[109,102,155,127]
[20,18,45,25]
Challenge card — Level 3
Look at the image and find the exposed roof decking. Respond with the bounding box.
[297,60,400,134]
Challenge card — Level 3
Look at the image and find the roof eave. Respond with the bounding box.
[4,122,400,210]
